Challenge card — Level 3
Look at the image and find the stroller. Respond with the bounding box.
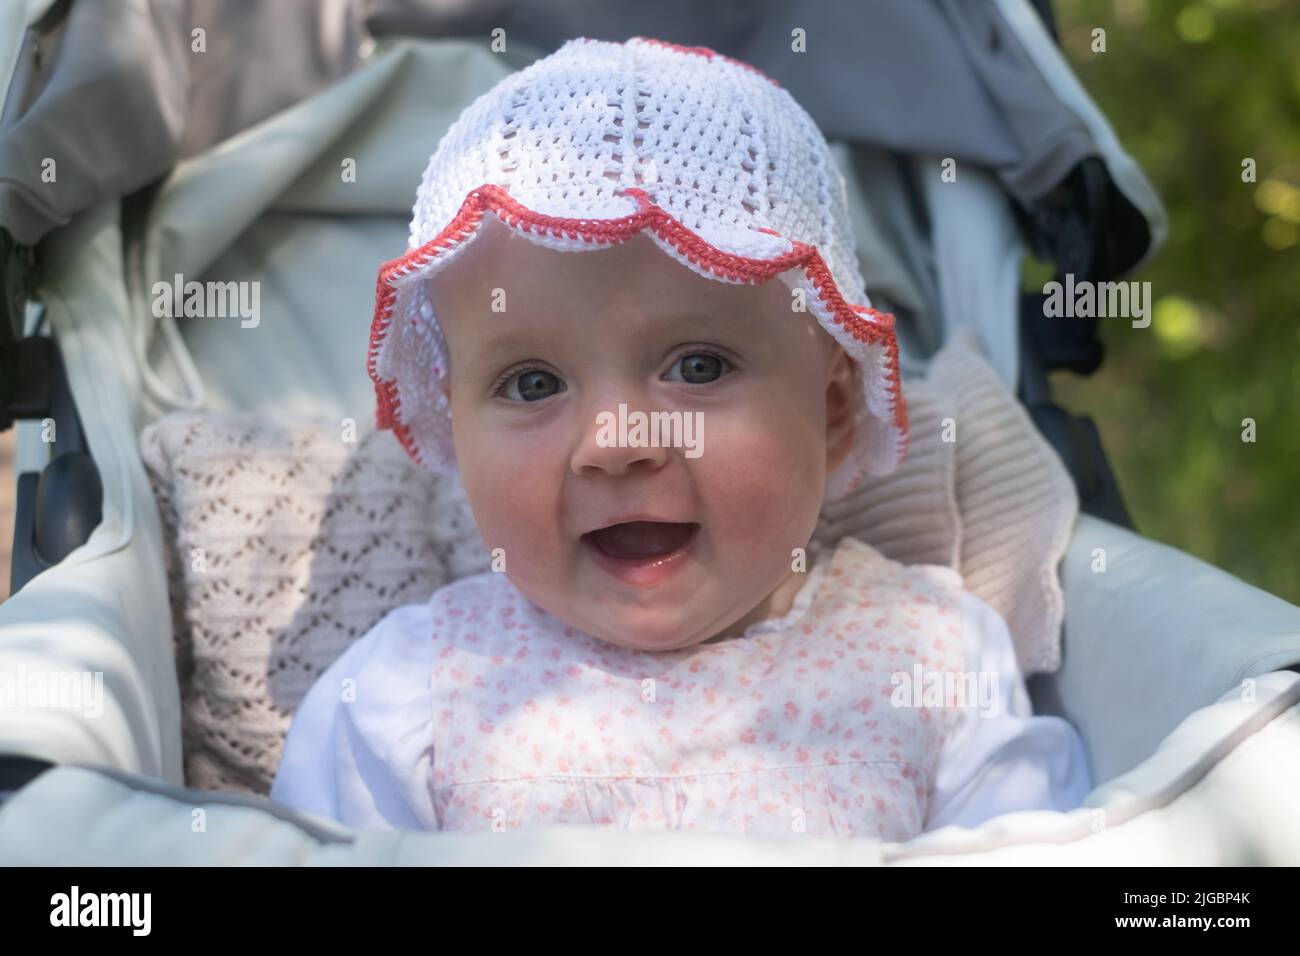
[2,0,1299,864]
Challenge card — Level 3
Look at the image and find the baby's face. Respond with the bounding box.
[430,215,856,651]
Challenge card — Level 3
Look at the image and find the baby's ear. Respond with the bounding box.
[824,345,856,474]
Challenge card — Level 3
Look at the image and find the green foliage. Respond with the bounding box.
[1050,0,1300,602]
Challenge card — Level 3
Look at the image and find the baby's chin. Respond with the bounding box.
[504,557,762,651]
[541,595,740,652]
[585,618,732,653]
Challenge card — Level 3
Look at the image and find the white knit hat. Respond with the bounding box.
[368,36,907,500]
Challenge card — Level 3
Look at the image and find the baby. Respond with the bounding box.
[271,36,1091,840]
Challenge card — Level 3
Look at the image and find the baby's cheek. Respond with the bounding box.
[697,411,824,549]
[458,445,563,572]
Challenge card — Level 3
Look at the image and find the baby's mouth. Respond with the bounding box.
[582,521,700,561]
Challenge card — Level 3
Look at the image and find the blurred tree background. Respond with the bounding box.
[1046,0,1300,602]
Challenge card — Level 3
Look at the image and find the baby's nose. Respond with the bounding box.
[570,396,675,478]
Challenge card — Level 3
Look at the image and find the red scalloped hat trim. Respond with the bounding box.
[368,183,908,471]
[628,36,781,87]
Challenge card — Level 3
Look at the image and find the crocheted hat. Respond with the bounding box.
[368,36,907,500]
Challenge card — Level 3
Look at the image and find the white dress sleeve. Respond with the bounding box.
[269,601,440,831]
[923,591,1094,832]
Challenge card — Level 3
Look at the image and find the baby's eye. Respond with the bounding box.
[499,368,566,402]
[665,351,732,385]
